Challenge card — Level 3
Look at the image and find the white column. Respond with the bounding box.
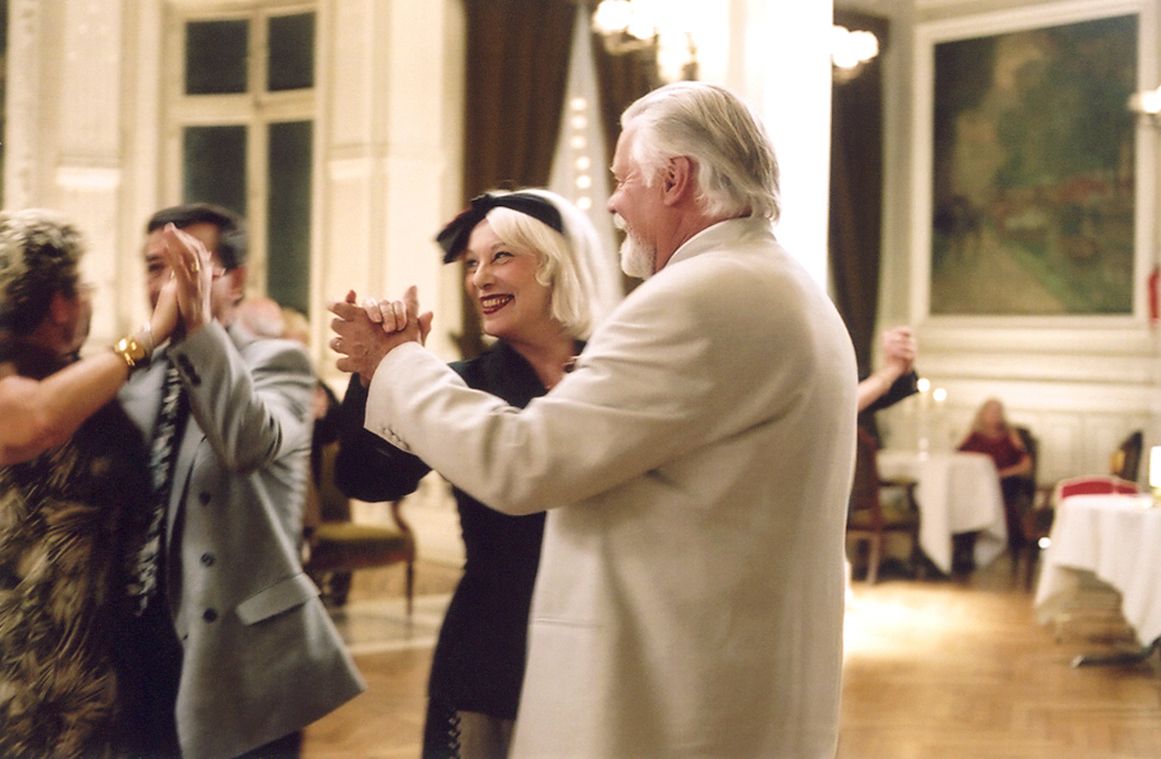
[381,0,464,364]
[317,0,465,563]
[4,0,43,210]
[4,0,132,342]
[712,0,834,288]
[318,0,389,354]
[318,0,463,369]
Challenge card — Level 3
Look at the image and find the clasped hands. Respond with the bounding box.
[881,326,916,376]
[327,286,433,384]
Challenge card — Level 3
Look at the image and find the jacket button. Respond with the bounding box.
[200,552,215,566]
[202,608,218,622]
[199,491,211,505]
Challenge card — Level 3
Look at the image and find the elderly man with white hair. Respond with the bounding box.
[331,82,857,758]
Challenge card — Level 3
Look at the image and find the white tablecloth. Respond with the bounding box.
[1034,493,1161,646]
[876,450,1008,574]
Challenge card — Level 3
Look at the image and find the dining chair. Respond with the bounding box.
[1110,429,1143,484]
[1008,425,1042,586]
[847,428,922,584]
[303,440,417,614]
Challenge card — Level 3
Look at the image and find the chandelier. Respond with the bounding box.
[831,24,880,84]
[592,3,882,85]
[590,0,698,83]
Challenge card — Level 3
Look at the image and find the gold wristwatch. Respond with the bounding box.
[112,334,150,368]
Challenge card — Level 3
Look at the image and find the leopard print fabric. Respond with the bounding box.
[0,351,152,758]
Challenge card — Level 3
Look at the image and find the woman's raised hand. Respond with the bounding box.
[148,275,180,348]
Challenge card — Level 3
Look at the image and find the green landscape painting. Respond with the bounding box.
[930,14,1138,315]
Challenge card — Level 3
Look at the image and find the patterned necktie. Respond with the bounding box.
[127,360,188,616]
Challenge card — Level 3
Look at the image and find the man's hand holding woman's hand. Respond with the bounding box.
[328,285,433,384]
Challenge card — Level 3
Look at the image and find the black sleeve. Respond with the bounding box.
[312,382,343,449]
[862,370,920,415]
[333,373,432,502]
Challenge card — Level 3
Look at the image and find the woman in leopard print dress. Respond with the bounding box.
[0,209,176,757]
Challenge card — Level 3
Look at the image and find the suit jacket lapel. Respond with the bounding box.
[166,400,206,544]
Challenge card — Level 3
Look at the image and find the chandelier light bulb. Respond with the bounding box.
[592,0,632,35]
[1128,86,1161,116]
[831,25,880,70]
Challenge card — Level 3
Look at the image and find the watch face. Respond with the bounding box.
[115,335,148,366]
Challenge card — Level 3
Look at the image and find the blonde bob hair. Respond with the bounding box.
[480,189,621,340]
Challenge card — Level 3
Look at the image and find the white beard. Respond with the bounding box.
[614,215,654,280]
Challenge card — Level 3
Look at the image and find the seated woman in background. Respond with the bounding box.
[957,397,1032,564]
[0,208,177,756]
[334,189,622,759]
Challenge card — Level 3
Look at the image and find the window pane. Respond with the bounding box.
[183,126,247,217]
[268,13,315,91]
[186,19,248,94]
[267,121,312,313]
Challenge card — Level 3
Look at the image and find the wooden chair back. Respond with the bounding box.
[304,441,416,613]
[847,429,921,583]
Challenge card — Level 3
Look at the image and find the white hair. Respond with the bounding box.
[621,82,780,221]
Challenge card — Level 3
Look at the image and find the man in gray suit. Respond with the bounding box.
[120,204,363,758]
[330,83,857,757]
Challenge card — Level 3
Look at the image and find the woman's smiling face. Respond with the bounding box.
[461,220,554,343]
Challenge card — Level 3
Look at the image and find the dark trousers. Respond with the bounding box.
[235,730,303,758]
[116,598,184,757]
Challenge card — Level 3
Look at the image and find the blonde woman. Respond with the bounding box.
[957,397,1033,566]
[335,189,620,759]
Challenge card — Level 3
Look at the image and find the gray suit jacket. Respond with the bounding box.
[121,322,364,759]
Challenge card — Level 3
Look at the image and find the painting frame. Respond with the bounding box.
[910,0,1158,326]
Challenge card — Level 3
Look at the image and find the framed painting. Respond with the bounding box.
[911,0,1157,320]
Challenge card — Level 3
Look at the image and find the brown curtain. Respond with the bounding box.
[462,0,576,196]
[829,11,889,378]
[589,16,667,294]
[456,0,577,356]
[590,31,662,174]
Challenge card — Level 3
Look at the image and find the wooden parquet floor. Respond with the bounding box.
[303,557,1161,758]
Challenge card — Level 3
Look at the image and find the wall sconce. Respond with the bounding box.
[831,24,880,84]
[591,0,698,82]
[1128,86,1161,128]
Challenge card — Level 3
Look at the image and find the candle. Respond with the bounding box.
[915,378,932,455]
[1150,446,1161,490]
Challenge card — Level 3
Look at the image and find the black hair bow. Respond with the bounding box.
[435,192,564,263]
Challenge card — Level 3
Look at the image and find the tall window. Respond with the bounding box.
[171,4,315,313]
